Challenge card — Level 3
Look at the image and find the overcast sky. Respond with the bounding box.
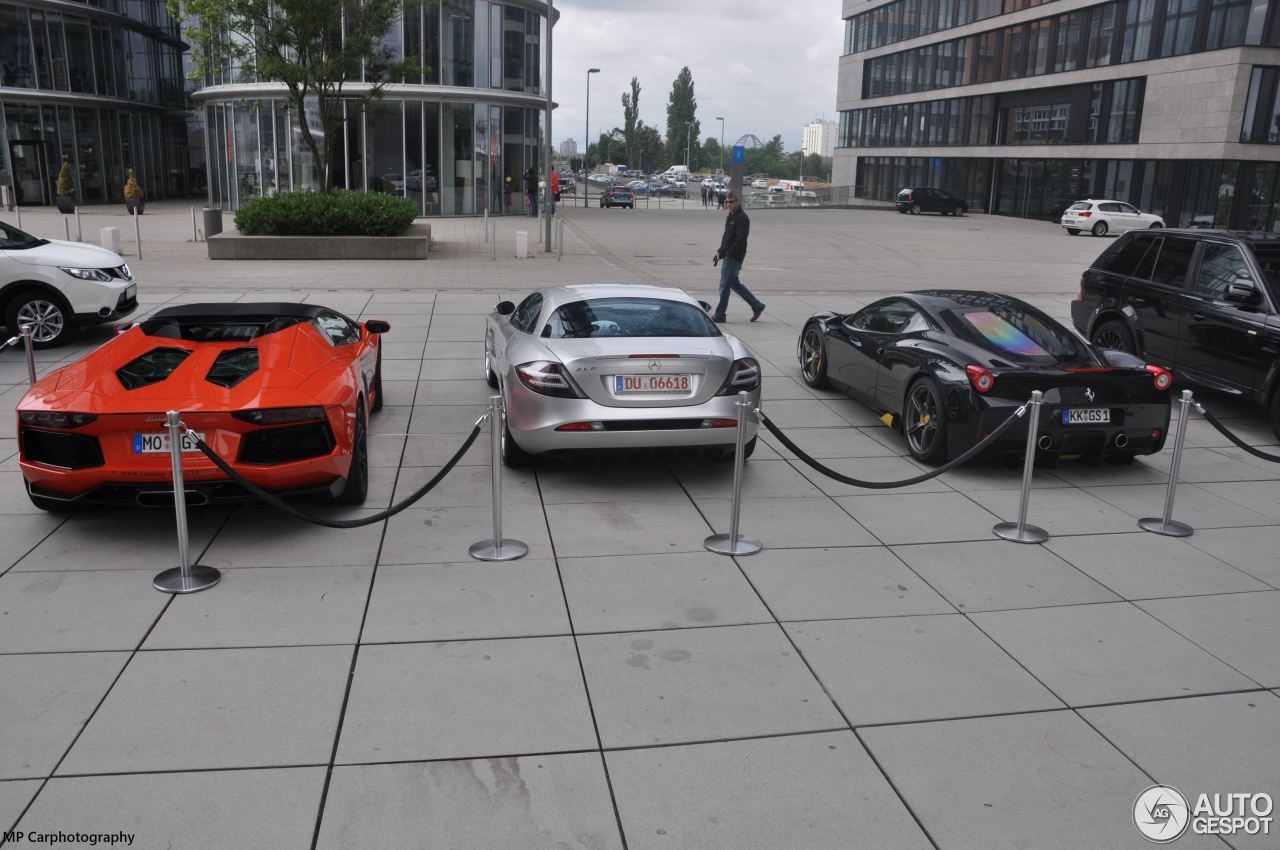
[548,0,843,153]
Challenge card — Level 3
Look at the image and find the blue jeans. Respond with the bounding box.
[527,191,538,217]
[714,256,763,320]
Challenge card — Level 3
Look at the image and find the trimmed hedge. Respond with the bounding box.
[234,190,419,237]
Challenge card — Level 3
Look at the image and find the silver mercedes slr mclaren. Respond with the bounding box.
[484,284,762,466]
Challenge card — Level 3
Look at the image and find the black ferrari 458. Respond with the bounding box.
[797,291,1174,464]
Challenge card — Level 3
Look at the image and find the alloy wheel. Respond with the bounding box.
[801,328,824,382]
[1094,328,1128,349]
[16,300,65,343]
[905,383,940,456]
[910,204,921,215]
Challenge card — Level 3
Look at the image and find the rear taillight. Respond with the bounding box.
[1078,276,1086,302]
[555,421,602,431]
[717,358,761,395]
[1146,364,1173,391]
[515,361,584,398]
[904,193,913,201]
[19,411,97,429]
[966,365,995,393]
[1079,210,1092,218]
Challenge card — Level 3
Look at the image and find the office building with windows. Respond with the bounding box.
[835,0,1280,229]
[195,0,556,216]
[804,118,837,158]
[0,0,192,207]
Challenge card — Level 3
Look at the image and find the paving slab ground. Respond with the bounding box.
[1,203,1278,848]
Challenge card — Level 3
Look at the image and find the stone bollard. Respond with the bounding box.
[515,231,528,259]
[101,226,121,253]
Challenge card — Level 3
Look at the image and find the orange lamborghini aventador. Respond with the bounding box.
[16,302,389,510]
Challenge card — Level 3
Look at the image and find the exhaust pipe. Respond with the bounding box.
[1037,435,1052,450]
[1114,432,1129,448]
[136,489,210,508]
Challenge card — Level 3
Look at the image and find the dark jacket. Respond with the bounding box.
[523,170,538,194]
[718,207,750,261]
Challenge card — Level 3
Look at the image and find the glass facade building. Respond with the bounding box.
[196,0,555,216]
[835,0,1280,229]
[0,0,193,206]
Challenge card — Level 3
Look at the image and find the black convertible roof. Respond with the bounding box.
[149,302,329,321]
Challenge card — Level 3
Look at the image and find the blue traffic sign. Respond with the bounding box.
[732,145,746,164]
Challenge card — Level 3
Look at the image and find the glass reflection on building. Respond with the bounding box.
[197,0,554,216]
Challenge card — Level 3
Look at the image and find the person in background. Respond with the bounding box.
[550,170,559,215]
[711,193,765,323]
[524,166,538,217]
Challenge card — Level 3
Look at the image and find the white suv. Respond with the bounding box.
[0,220,136,347]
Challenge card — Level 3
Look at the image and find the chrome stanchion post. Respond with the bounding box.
[1139,389,1195,537]
[469,394,528,561]
[63,218,70,240]
[994,391,1049,543]
[19,324,36,385]
[491,219,497,261]
[75,207,81,241]
[484,208,489,243]
[153,410,221,593]
[133,207,142,260]
[704,392,763,555]
[557,219,564,261]
[191,206,198,242]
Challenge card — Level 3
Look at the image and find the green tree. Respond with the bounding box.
[171,0,422,190]
[634,122,664,174]
[665,66,700,168]
[702,136,721,172]
[621,77,641,170]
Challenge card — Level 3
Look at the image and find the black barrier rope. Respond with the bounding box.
[191,419,485,528]
[760,404,1028,489]
[1195,405,1280,464]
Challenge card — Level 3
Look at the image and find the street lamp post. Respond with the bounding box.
[685,125,691,169]
[584,68,599,208]
[544,0,553,252]
[716,117,724,174]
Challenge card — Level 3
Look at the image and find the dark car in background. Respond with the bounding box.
[896,188,968,216]
[1071,229,1280,437]
[600,187,635,209]
[798,290,1172,465]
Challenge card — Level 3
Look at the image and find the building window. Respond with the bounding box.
[1205,0,1250,49]
[1160,0,1199,56]
[1085,3,1117,68]
[1006,103,1070,144]
[1121,0,1155,61]
[1241,66,1280,143]
[1106,78,1144,143]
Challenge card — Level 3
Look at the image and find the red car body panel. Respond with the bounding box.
[16,303,386,505]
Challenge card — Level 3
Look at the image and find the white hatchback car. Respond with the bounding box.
[1,220,137,347]
[751,178,769,189]
[1061,200,1164,237]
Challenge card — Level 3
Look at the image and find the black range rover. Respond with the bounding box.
[1071,229,1280,436]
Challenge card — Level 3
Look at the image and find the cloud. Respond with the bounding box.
[550,0,840,151]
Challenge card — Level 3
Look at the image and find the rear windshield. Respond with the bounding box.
[946,305,1094,365]
[139,317,300,341]
[545,297,720,339]
[1068,202,1092,211]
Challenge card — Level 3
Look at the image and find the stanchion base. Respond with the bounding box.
[469,539,529,561]
[993,522,1049,544]
[153,565,222,594]
[704,533,763,556]
[1138,517,1194,537]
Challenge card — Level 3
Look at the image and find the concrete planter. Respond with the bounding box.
[207,222,431,260]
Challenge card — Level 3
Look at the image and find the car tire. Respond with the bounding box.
[501,411,533,468]
[903,377,948,465]
[1149,222,1163,229]
[1066,228,1081,235]
[370,346,384,412]
[953,205,965,217]
[334,402,369,505]
[4,289,74,349]
[799,324,831,389]
[1091,220,1109,237]
[1269,387,1280,442]
[1090,319,1136,354]
[485,348,499,389]
[909,203,922,215]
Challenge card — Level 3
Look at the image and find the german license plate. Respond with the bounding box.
[614,374,691,394]
[1063,408,1110,424]
[133,432,205,454]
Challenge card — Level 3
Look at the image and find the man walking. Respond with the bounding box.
[523,166,538,217]
[549,170,559,215]
[711,193,765,323]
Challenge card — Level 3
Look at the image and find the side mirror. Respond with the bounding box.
[496,300,516,315]
[1100,348,1144,369]
[1225,279,1259,304]
[364,319,391,335]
